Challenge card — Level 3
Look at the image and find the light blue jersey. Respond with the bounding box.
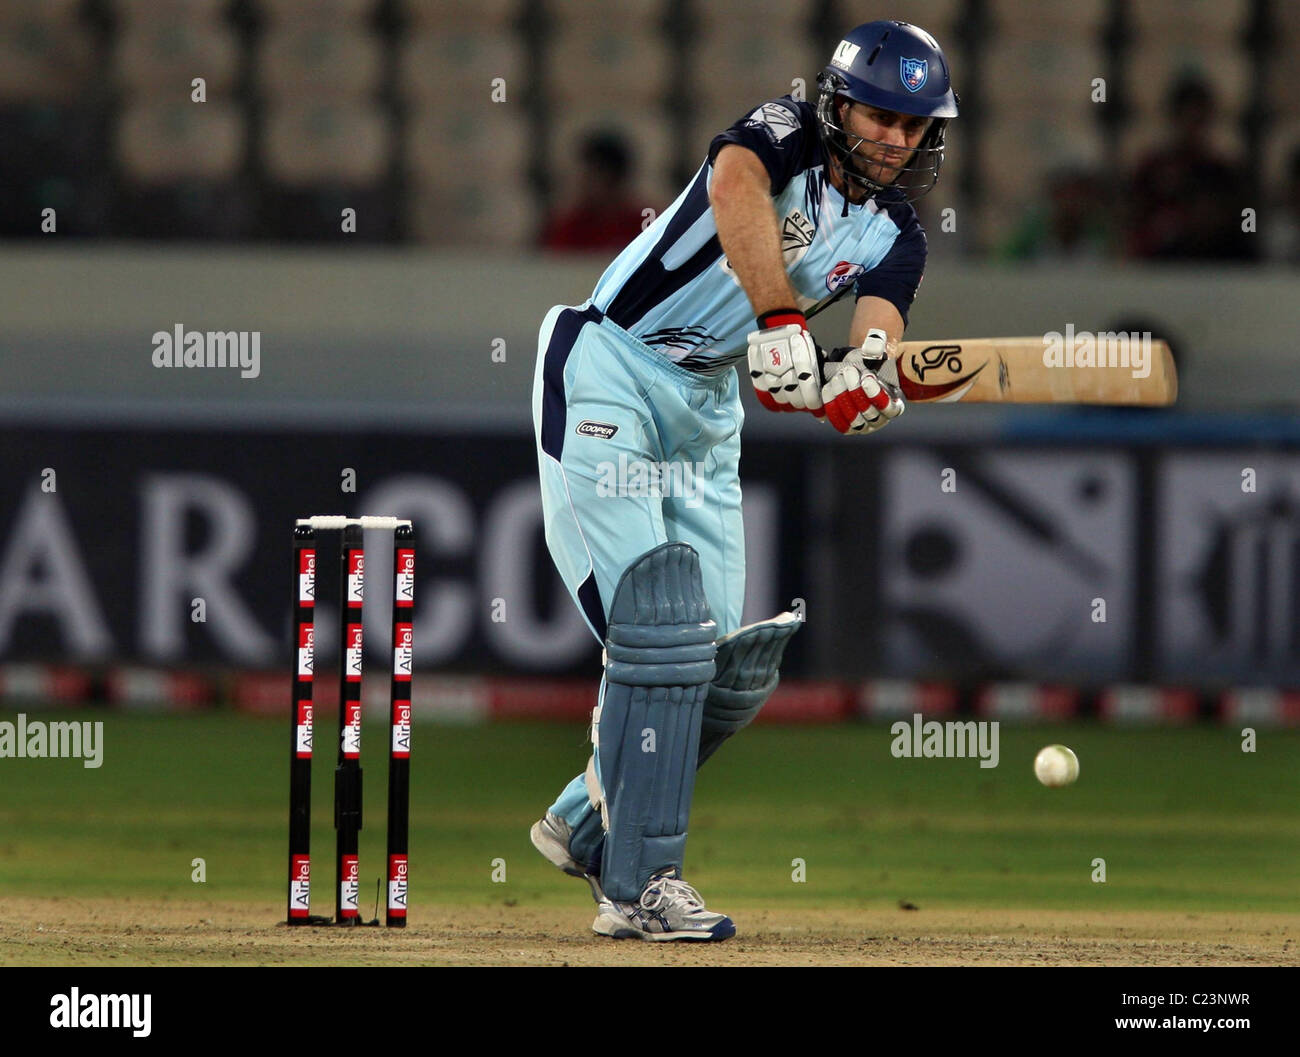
[589,96,928,376]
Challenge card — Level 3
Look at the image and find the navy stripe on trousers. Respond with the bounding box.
[540,303,603,462]
[577,572,606,640]
[539,303,608,638]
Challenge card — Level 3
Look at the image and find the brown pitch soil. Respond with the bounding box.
[2,898,1297,966]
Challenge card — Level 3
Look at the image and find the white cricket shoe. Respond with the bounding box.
[591,869,735,942]
[529,812,587,878]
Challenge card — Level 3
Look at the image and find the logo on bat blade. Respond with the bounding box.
[899,344,986,401]
[911,345,963,379]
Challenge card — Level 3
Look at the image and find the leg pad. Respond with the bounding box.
[587,543,717,901]
[698,612,801,766]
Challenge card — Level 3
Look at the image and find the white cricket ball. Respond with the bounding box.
[1033,744,1079,787]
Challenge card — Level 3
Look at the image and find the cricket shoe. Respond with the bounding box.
[530,812,588,879]
[591,869,735,942]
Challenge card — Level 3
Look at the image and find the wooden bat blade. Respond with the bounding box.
[894,337,1177,405]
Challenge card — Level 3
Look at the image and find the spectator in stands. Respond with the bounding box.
[999,164,1117,262]
[1126,74,1256,261]
[1265,142,1300,265]
[539,130,651,252]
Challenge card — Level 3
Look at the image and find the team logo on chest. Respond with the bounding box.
[900,57,928,92]
[781,210,815,256]
[825,260,866,292]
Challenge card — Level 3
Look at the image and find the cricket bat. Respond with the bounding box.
[887,336,1177,405]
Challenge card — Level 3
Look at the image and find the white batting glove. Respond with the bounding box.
[746,310,825,416]
[821,328,905,435]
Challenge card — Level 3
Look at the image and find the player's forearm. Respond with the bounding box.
[710,158,799,318]
[849,296,905,353]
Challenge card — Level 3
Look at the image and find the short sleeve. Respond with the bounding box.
[707,97,821,196]
[854,203,928,327]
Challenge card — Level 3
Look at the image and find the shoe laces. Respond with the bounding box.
[639,872,704,912]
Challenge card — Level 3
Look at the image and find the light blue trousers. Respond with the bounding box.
[532,302,746,858]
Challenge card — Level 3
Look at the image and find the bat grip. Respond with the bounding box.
[828,345,897,386]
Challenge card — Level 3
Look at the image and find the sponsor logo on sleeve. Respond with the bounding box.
[743,102,801,144]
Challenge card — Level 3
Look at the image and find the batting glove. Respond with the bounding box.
[746,309,825,416]
[821,328,906,435]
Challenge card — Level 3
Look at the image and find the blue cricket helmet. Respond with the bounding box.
[816,20,959,201]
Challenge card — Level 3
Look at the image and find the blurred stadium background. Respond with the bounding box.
[1,0,1298,727]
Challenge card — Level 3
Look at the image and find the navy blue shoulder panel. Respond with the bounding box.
[854,191,927,327]
[707,96,824,196]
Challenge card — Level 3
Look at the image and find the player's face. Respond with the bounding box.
[840,102,932,186]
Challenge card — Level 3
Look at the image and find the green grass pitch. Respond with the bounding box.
[1,712,1297,914]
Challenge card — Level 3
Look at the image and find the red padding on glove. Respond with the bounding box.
[824,393,855,433]
[756,309,807,331]
[756,390,791,413]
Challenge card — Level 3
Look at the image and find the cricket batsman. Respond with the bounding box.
[529,20,958,940]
